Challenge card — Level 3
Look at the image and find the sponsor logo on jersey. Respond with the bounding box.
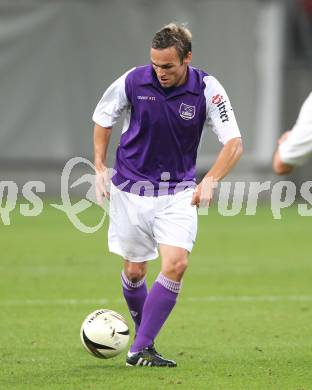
[212,94,229,123]
[212,94,223,105]
[137,95,156,101]
[179,103,196,120]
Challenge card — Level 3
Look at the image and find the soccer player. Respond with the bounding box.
[273,92,312,174]
[93,23,243,367]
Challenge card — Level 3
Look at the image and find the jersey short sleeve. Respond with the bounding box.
[203,75,241,144]
[92,68,134,127]
[279,92,312,166]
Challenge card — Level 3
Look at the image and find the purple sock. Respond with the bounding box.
[130,273,182,353]
[121,271,148,333]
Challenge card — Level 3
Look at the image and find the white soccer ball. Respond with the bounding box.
[80,309,130,359]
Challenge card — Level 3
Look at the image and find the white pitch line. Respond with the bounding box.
[0,299,110,306]
[186,295,312,302]
[1,295,312,306]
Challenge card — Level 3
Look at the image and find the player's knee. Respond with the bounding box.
[124,261,147,282]
[164,257,188,279]
[174,257,188,277]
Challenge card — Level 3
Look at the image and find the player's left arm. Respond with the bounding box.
[191,137,243,207]
[192,76,243,207]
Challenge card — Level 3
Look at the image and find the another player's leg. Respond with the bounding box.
[126,245,188,367]
[122,260,148,333]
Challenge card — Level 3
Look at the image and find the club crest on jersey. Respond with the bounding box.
[179,103,195,120]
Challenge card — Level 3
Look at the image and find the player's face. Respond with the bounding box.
[150,47,192,88]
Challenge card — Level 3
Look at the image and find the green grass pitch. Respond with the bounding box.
[1,203,312,389]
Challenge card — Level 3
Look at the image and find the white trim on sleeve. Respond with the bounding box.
[92,68,135,128]
[203,75,241,144]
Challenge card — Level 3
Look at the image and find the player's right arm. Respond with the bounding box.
[94,124,112,203]
[92,69,133,205]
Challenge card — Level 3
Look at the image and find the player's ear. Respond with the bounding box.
[184,51,192,65]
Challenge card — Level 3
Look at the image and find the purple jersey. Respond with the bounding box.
[93,65,241,196]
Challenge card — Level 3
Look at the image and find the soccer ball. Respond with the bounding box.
[80,309,130,359]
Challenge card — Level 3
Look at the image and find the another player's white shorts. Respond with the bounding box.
[108,183,198,262]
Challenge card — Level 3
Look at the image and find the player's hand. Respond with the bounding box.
[95,165,110,206]
[278,131,291,145]
[191,176,217,208]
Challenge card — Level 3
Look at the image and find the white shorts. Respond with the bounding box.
[108,183,198,262]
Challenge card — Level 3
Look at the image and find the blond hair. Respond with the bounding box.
[151,23,192,62]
